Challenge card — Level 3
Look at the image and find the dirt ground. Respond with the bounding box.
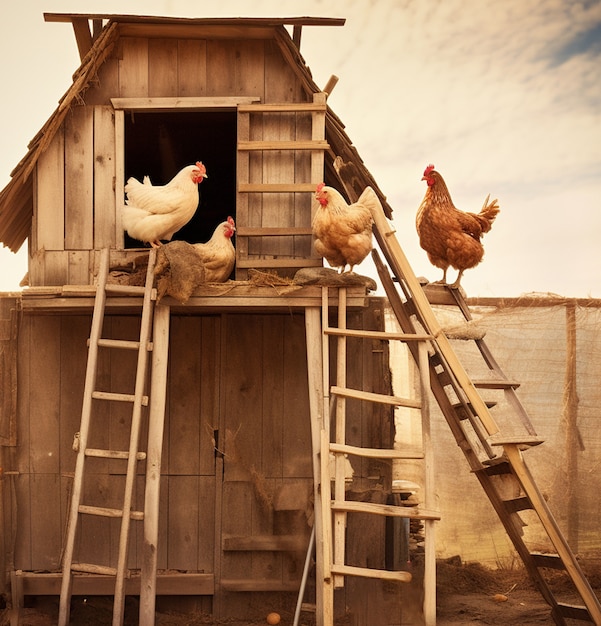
[2,560,601,625]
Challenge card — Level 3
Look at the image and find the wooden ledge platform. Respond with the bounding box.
[12,570,214,596]
[18,282,372,314]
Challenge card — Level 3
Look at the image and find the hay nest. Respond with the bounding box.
[154,241,207,303]
[294,267,377,290]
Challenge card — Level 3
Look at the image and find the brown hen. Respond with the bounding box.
[416,164,499,288]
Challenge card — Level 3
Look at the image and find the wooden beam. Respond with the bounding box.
[16,572,214,596]
[71,17,93,60]
[110,96,260,111]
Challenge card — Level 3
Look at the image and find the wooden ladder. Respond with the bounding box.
[367,200,601,626]
[305,287,441,626]
[58,248,162,626]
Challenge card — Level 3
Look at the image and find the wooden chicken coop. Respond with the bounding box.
[2,13,600,626]
[0,13,407,626]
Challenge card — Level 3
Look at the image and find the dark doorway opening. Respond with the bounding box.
[124,110,237,248]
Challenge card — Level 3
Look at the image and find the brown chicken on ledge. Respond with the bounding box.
[416,164,500,288]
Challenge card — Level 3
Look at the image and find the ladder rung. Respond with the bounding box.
[489,435,545,448]
[79,505,123,518]
[473,379,521,389]
[78,505,144,520]
[331,499,440,520]
[329,442,423,460]
[104,283,157,299]
[85,448,147,461]
[530,552,565,570]
[503,496,532,514]
[324,327,433,342]
[555,602,593,621]
[91,391,149,406]
[96,338,142,350]
[452,400,496,420]
[330,563,412,583]
[331,385,421,409]
[71,563,118,576]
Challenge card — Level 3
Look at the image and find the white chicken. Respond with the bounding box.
[192,216,236,282]
[123,162,207,247]
[312,183,379,273]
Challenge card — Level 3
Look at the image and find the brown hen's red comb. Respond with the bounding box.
[424,164,435,176]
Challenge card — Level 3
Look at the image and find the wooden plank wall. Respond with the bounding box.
[30,35,313,287]
[5,302,393,615]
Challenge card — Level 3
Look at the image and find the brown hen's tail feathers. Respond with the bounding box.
[475,194,500,233]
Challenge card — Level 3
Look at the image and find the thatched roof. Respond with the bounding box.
[0,14,392,253]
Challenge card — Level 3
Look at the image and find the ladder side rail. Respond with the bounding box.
[472,465,566,622]
[504,445,601,624]
[139,302,171,625]
[333,288,347,588]
[113,248,157,626]
[58,248,111,626]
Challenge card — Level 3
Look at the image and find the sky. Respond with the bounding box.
[0,0,600,297]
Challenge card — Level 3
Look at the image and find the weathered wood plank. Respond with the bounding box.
[177,39,207,96]
[200,317,220,475]
[30,474,62,570]
[94,105,116,249]
[149,38,179,97]
[283,315,313,478]
[118,37,149,97]
[262,316,284,477]
[168,316,202,475]
[29,316,61,474]
[35,127,65,251]
[65,106,94,250]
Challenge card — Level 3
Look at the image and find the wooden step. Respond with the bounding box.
[71,563,118,576]
[489,435,545,449]
[480,459,513,476]
[78,505,144,521]
[329,442,423,460]
[85,448,146,460]
[555,602,594,621]
[330,564,412,583]
[452,400,497,420]
[472,378,521,389]
[331,385,421,409]
[331,500,440,520]
[530,552,565,570]
[91,390,149,406]
[324,327,433,342]
[503,496,532,514]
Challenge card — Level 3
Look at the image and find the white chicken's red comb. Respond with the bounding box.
[423,164,435,176]
[195,161,207,175]
[316,182,325,192]
[227,216,235,226]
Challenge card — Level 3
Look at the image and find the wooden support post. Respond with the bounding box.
[418,341,437,625]
[333,288,347,588]
[139,304,171,625]
[305,306,334,626]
